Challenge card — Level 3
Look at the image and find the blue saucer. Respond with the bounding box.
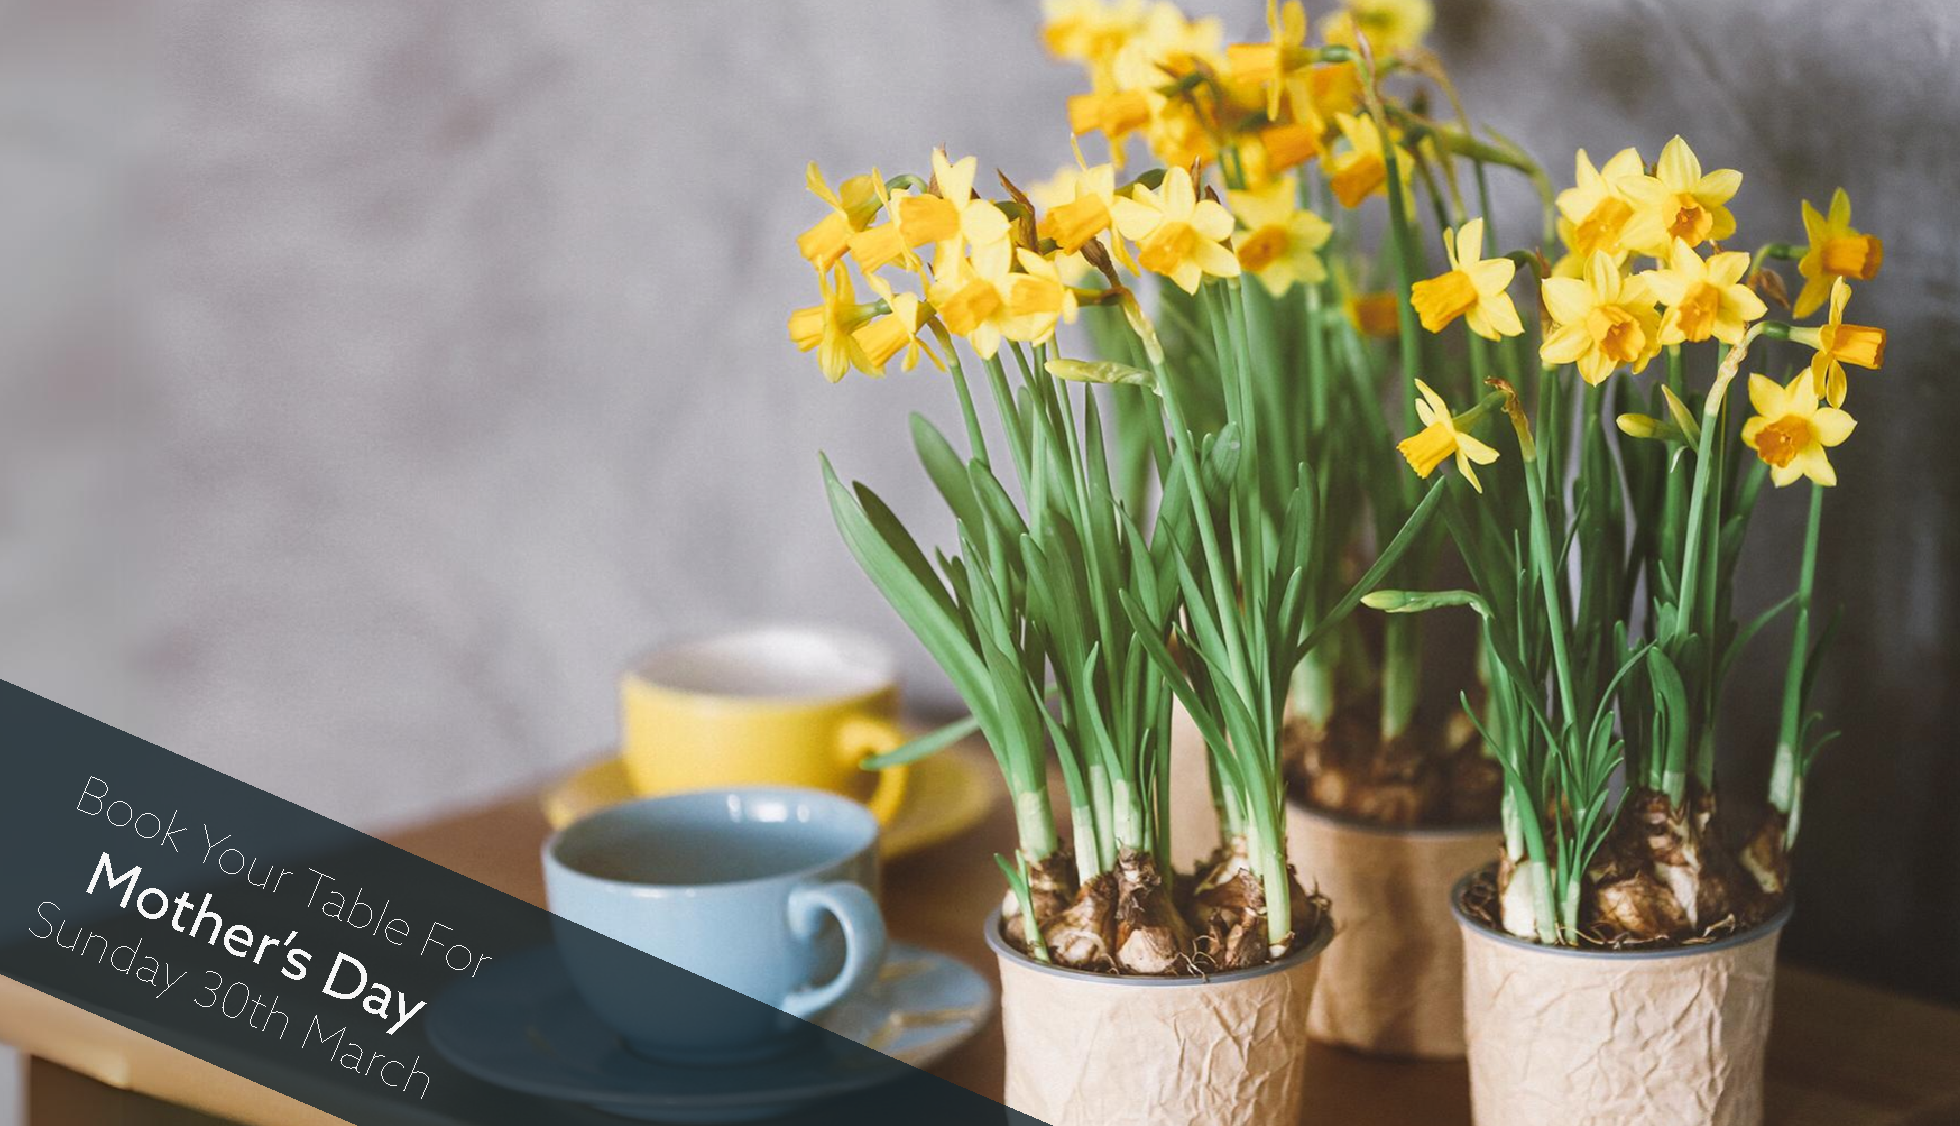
[426,943,993,1123]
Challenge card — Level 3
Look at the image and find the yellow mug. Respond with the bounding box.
[619,626,910,825]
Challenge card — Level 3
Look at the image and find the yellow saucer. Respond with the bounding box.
[541,741,1000,862]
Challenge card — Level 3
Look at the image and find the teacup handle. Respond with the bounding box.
[781,882,886,1021]
[835,716,911,826]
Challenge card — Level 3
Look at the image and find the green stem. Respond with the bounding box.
[1380,618,1420,740]
[935,324,990,466]
[1150,347,1254,697]
[1524,454,1580,728]
[1770,482,1824,842]
[1503,774,1561,943]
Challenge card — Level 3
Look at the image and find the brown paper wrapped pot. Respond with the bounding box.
[1288,804,1497,1057]
[987,910,1333,1126]
[1456,886,1793,1126]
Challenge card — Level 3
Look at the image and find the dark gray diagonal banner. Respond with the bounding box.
[0,678,1044,1125]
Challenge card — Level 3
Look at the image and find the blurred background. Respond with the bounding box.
[3,1,1956,1113]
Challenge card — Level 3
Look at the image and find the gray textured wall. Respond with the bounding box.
[2,0,1956,1029]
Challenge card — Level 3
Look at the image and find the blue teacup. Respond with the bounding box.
[542,787,886,1062]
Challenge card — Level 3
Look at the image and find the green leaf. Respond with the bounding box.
[1800,604,1844,707]
[1639,647,1688,787]
[821,457,993,713]
[911,413,983,532]
[1717,593,1796,687]
[863,712,982,770]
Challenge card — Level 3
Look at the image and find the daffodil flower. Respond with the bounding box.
[1034,160,1121,255]
[1224,0,1313,122]
[1241,123,1323,186]
[1741,370,1856,487]
[846,169,925,274]
[1410,218,1523,339]
[1347,291,1401,338]
[1042,0,1152,72]
[852,275,943,376]
[1141,90,1217,169]
[796,164,882,271]
[1109,166,1240,293]
[1620,136,1741,256]
[1539,251,1663,384]
[1227,175,1332,296]
[1068,90,1154,156]
[1327,112,1413,209]
[849,151,1011,275]
[1397,380,1500,492]
[1321,0,1434,56]
[1640,239,1765,346]
[1130,2,1225,72]
[929,150,1013,265]
[1795,188,1884,318]
[926,241,1017,360]
[789,267,877,381]
[1792,277,1885,407]
[1554,147,1643,260]
[1002,248,1081,345]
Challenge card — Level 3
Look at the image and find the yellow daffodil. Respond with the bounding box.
[849,151,1010,274]
[926,242,1017,361]
[1327,112,1413,209]
[1034,160,1120,254]
[1554,147,1644,260]
[1347,291,1401,337]
[1227,175,1332,296]
[1002,248,1081,345]
[852,276,943,375]
[1741,370,1855,487]
[1132,77,1220,170]
[1795,188,1884,317]
[1321,0,1434,57]
[1794,277,1885,407]
[1110,166,1240,293]
[927,150,1012,264]
[1539,250,1663,384]
[1131,2,1225,72]
[1241,122,1322,185]
[1620,136,1741,256]
[1305,58,1364,120]
[789,267,876,381]
[847,170,924,274]
[1639,239,1765,346]
[1068,90,1154,154]
[796,164,881,270]
[1398,380,1500,492]
[1043,0,1151,71]
[1225,0,1313,121]
[1410,218,1523,339]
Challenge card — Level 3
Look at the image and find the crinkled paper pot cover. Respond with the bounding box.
[988,911,1331,1126]
[1457,898,1791,1126]
[1289,804,1497,1058]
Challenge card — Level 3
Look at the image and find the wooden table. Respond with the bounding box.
[18,776,1960,1125]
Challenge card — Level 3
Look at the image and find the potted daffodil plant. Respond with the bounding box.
[788,2,1451,1118]
[1040,0,1519,1057]
[1366,130,1883,1124]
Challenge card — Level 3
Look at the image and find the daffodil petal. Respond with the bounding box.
[1812,408,1856,446]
